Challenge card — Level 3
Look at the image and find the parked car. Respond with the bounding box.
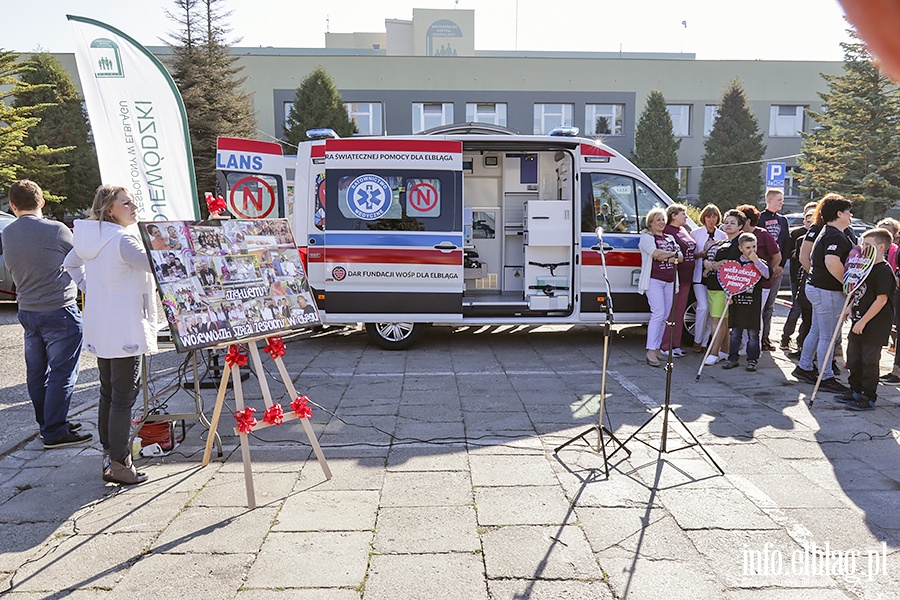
[784,212,874,238]
[0,211,17,300]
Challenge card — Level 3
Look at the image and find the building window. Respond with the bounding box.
[465,102,507,126]
[667,104,692,137]
[346,102,384,136]
[785,167,801,198]
[676,167,690,197]
[703,105,719,137]
[585,104,624,136]
[770,105,805,137]
[284,101,294,126]
[412,102,454,133]
[533,103,573,134]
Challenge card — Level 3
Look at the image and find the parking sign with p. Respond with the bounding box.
[766,162,786,189]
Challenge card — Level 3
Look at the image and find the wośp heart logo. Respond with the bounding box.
[717,261,762,297]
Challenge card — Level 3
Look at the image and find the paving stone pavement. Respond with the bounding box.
[0,307,899,599]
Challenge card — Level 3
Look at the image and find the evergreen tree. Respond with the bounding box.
[631,90,681,200]
[0,49,68,201]
[699,79,766,210]
[798,29,900,223]
[283,66,357,150]
[167,0,257,199]
[13,52,101,219]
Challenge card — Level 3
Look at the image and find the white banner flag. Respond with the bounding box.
[68,15,199,221]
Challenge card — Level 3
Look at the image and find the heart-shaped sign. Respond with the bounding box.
[843,244,877,295]
[717,260,762,297]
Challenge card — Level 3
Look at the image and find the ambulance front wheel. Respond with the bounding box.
[365,322,427,350]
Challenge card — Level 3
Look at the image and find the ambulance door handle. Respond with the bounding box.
[433,242,458,252]
[591,243,614,253]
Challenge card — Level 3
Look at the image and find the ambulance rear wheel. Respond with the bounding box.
[365,322,426,350]
[684,300,697,338]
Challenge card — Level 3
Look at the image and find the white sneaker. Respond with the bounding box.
[704,354,720,366]
[671,348,686,357]
[718,352,729,360]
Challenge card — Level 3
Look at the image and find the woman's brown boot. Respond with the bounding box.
[107,455,149,485]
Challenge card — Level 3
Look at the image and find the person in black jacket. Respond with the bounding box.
[781,202,818,354]
[758,190,791,350]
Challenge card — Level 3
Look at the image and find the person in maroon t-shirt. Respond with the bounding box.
[639,207,682,367]
[660,204,697,358]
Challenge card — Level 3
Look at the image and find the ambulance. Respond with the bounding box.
[292,123,691,349]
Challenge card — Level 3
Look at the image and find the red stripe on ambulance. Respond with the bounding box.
[326,139,462,153]
[325,248,462,265]
[581,250,641,268]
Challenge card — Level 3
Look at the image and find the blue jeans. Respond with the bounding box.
[729,328,760,362]
[18,305,83,441]
[799,285,845,380]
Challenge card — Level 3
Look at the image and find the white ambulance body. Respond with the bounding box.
[292,124,689,349]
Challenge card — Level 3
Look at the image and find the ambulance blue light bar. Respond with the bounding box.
[548,126,580,137]
[306,128,340,140]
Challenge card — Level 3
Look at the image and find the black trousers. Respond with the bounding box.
[847,334,881,400]
[97,356,141,463]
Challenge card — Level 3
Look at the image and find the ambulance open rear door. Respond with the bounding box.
[318,138,465,348]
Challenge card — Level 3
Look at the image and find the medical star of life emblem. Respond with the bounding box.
[347,174,391,220]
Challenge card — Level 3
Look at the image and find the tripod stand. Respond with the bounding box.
[554,229,630,478]
[606,267,723,476]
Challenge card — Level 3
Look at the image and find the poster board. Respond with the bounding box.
[140,218,321,352]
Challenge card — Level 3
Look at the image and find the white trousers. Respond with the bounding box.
[646,278,675,350]
[693,283,710,345]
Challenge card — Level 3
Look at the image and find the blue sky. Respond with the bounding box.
[7,0,851,61]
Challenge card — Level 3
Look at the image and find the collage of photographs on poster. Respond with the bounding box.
[140,218,321,352]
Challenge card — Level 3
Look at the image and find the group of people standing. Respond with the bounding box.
[639,193,783,369]
[638,189,897,411]
[4,180,155,485]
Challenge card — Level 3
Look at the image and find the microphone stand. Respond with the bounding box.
[554,228,631,478]
[606,253,723,476]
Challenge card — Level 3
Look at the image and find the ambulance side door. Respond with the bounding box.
[580,172,666,320]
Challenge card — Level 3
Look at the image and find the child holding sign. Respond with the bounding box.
[722,233,769,372]
[837,228,895,411]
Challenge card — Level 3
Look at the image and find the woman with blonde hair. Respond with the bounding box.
[689,204,727,352]
[638,207,681,366]
[64,185,157,485]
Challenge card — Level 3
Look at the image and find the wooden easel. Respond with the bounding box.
[201,337,331,508]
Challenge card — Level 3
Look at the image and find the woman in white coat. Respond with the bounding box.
[638,207,682,366]
[689,204,727,352]
[65,186,157,485]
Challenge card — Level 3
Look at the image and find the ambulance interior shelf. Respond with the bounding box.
[523,200,572,311]
[527,260,570,297]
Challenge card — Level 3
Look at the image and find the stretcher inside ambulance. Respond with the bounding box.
[293,124,688,349]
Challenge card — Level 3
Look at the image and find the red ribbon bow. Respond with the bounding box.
[291,395,312,419]
[263,337,286,359]
[263,403,284,426]
[206,192,227,215]
[225,345,248,368]
[233,407,257,433]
